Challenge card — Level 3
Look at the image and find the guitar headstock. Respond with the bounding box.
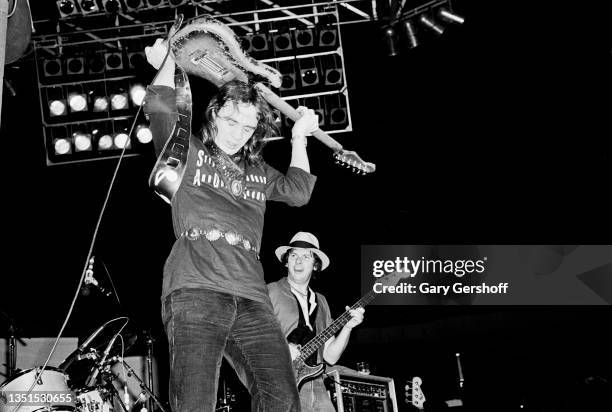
[334,150,376,175]
[405,376,426,410]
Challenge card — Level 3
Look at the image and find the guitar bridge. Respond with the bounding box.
[189,50,229,77]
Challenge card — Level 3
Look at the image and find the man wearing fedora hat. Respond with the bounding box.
[268,232,365,411]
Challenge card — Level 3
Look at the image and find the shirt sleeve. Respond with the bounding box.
[263,163,317,207]
[142,85,178,157]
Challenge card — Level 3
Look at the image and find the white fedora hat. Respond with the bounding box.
[275,232,330,271]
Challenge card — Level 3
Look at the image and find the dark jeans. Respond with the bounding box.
[162,288,300,412]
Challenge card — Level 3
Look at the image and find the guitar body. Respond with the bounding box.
[171,16,281,88]
[293,358,326,389]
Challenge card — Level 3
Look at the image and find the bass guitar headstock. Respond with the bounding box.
[405,376,426,410]
[334,150,376,175]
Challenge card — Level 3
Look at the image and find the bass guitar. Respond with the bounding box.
[292,271,403,388]
[170,15,375,175]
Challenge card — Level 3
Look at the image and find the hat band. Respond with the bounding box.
[289,240,318,250]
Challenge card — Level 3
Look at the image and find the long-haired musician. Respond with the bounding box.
[143,38,319,411]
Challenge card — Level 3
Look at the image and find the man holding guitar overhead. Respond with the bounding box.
[268,232,365,412]
[143,36,319,412]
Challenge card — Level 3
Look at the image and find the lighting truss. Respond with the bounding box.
[33,1,372,165]
[381,0,465,56]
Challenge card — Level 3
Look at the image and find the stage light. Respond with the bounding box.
[272,32,292,52]
[49,99,67,117]
[281,73,296,91]
[318,28,337,48]
[127,51,146,70]
[54,138,72,155]
[92,96,109,112]
[102,0,121,13]
[124,0,141,11]
[105,52,124,71]
[74,132,93,151]
[114,132,130,149]
[250,33,269,52]
[438,8,465,24]
[135,124,152,143]
[383,27,399,57]
[420,15,444,35]
[87,53,105,74]
[294,29,314,48]
[326,93,349,127]
[169,0,187,7]
[324,68,342,86]
[329,107,347,125]
[68,92,88,112]
[110,93,128,110]
[299,57,319,87]
[66,57,85,75]
[44,59,63,77]
[57,1,77,18]
[129,84,146,106]
[93,127,114,150]
[404,21,418,49]
[79,0,99,14]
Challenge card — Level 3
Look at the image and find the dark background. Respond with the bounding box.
[1,0,611,410]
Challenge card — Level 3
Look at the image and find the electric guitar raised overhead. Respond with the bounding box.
[170,15,376,175]
[291,271,403,388]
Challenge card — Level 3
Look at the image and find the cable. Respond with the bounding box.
[322,371,351,389]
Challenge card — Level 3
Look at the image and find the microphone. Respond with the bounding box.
[78,323,106,354]
[81,256,112,297]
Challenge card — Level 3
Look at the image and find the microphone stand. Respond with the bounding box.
[121,358,169,412]
[144,330,155,412]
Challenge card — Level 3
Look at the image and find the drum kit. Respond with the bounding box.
[0,314,164,412]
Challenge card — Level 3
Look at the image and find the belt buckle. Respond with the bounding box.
[186,227,201,240]
[206,229,222,241]
[224,232,240,246]
[242,239,251,251]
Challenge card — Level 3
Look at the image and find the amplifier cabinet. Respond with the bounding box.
[325,366,398,412]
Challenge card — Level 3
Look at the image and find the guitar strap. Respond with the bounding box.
[148,66,192,204]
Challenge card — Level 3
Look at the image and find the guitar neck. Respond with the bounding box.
[298,290,376,361]
[254,83,343,152]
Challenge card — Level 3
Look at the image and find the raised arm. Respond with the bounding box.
[288,106,319,174]
[144,38,175,89]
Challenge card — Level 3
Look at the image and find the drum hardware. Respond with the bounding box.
[143,330,154,412]
[119,358,168,412]
[1,308,27,380]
